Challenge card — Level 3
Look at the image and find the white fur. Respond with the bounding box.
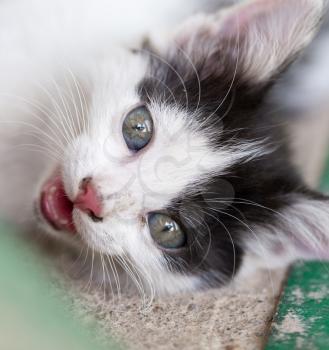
[242,197,329,279]
[59,48,268,295]
[158,0,326,83]
[0,0,327,295]
[0,0,205,221]
[0,0,270,295]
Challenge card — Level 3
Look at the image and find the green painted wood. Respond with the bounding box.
[266,262,329,349]
[266,153,329,349]
[320,153,329,193]
[0,223,121,350]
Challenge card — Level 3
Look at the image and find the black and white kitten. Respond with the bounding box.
[0,0,328,295]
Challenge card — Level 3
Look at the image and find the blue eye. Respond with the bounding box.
[122,106,154,151]
[148,213,186,250]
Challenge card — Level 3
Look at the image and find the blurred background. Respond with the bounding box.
[1,1,329,350]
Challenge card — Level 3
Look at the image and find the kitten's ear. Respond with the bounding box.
[245,193,329,268]
[158,0,326,85]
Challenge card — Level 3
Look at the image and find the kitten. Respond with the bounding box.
[0,0,328,295]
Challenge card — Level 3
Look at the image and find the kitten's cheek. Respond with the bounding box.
[72,209,96,240]
[72,209,85,233]
[72,212,118,254]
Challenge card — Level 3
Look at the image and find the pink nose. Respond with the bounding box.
[74,178,103,219]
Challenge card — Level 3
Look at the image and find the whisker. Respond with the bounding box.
[99,253,107,301]
[102,253,115,298]
[115,254,146,302]
[198,208,237,282]
[175,44,201,113]
[63,69,83,135]
[205,206,276,294]
[13,144,61,162]
[31,78,77,142]
[140,48,189,110]
[65,66,89,135]
[0,120,66,154]
[0,93,71,149]
[199,24,240,128]
[104,253,121,298]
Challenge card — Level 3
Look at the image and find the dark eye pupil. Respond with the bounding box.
[134,123,145,132]
[164,222,174,232]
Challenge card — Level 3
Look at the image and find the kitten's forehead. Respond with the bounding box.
[87,49,148,121]
[134,51,270,208]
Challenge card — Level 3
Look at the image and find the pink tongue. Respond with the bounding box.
[40,171,76,233]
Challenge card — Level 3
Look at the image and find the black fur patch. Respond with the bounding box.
[137,45,321,288]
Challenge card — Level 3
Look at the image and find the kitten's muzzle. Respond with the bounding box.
[39,170,104,234]
[74,177,104,222]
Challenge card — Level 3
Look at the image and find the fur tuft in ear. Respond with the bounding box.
[244,192,329,269]
[225,0,327,83]
[162,0,326,84]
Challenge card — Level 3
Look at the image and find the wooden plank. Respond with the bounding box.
[266,151,329,349]
[266,262,329,349]
[320,153,329,193]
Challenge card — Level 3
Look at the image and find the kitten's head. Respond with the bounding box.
[36,0,328,294]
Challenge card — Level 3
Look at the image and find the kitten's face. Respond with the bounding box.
[37,51,238,293]
[35,0,328,294]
